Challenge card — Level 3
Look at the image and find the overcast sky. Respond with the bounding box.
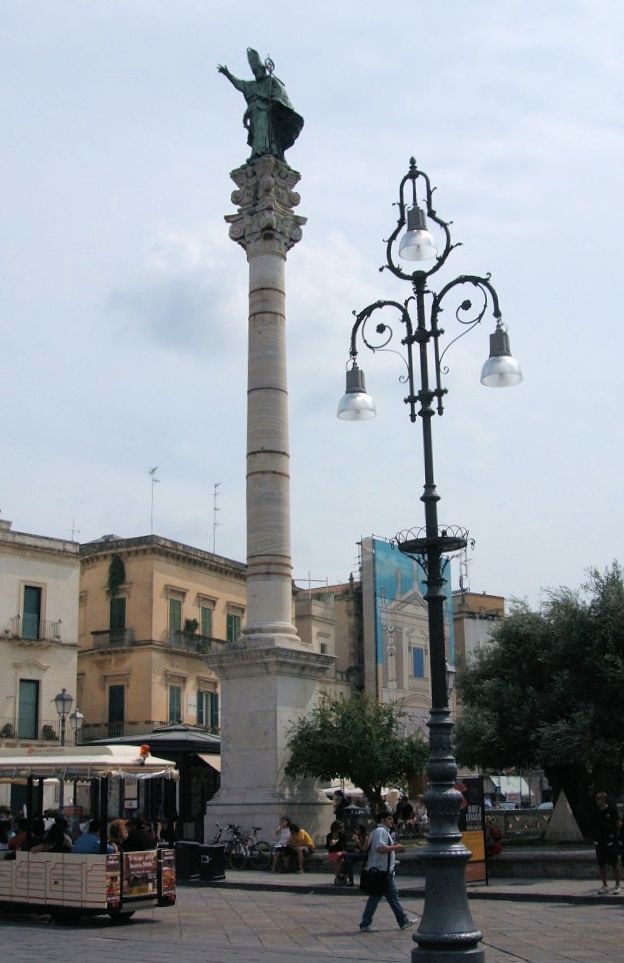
[2,0,622,608]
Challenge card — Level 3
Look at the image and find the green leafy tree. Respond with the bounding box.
[285,692,428,813]
[455,564,624,833]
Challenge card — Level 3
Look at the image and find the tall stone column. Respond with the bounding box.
[203,157,333,840]
[227,156,304,647]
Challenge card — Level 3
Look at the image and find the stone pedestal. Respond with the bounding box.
[204,157,333,841]
[203,644,333,841]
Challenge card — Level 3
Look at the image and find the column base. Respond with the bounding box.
[240,622,302,648]
[204,792,332,845]
[412,948,485,963]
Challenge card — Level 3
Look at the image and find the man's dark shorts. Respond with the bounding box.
[595,843,618,867]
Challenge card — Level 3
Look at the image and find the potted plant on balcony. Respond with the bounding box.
[183,618,199,638]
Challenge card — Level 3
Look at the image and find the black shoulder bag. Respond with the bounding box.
[359,844,391,896]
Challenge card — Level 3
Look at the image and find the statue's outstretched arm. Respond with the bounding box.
[217,64,244,92]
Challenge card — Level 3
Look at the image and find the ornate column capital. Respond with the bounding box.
[225,156,307,256]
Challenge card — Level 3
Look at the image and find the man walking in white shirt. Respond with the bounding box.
[359,806,418,932]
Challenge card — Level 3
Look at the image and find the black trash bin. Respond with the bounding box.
[343,803,366,837]
[175,840,201,880]
[199,844,226,882]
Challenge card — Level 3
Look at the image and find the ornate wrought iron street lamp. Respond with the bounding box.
[69,706,84,743]
[54,687,73,810]
[338,158,522,962]
[54,688,73,748]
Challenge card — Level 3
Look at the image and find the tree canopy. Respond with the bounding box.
[455,563,624,832]
[285,692,429,813]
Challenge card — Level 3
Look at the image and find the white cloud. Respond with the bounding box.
[2,0,624,607]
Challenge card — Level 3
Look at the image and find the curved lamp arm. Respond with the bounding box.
[383,158,457,283]
[429,274,503,413]
[338,299,415,422]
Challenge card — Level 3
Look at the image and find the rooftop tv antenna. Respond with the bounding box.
[148,467,160,534]
[458,544,471,593]
[212,482,221,553]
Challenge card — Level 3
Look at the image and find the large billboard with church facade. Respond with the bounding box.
[360,536,455,739]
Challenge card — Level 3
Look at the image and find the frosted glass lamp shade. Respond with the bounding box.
[337,364,377,421]
[480,327,523,387]
[399,205,438,262]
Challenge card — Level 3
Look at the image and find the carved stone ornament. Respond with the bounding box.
[225,156,306,255]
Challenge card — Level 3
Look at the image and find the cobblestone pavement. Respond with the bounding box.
[2,879,624,963]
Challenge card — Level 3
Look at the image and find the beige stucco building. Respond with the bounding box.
[77,535,247,740]
[453,590,505,667]
[0,519,80,808]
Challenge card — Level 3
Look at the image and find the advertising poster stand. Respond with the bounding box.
[457,775,487,884]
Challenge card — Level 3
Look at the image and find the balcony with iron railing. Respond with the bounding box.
[91,628,136,648]
[4,615,63,643]
[164,629,227,654]
[0,717,73,743]
[88,628,226,653]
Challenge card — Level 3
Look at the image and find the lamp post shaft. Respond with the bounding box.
[407,277,484,962]
[59,715,66,810]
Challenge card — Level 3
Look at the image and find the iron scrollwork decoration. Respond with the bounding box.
[341,157,520,424]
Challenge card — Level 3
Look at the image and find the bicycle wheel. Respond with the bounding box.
[249,840,272,870]
[228,839,248,870]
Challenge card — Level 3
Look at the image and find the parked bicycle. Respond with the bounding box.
[236,825,272,871]
[211,822,271,870]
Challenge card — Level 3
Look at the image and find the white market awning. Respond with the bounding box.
[197,753,221,772]
[0,744,179,781]
[489,775,530,800]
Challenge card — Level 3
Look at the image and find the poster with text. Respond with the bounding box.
[456,775,487,884]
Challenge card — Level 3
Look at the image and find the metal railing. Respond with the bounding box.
[91,628,136,648]
[78,719,220,742]
[165,630,227,654]
[0,717,69,742]
[6,615,63,642]
[87,628,225,652]
[0,714,222,744]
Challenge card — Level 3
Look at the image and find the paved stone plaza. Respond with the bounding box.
[1,873,623,963]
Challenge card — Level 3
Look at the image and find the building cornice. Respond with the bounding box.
[0,530,79,560]
[79,535,247,581]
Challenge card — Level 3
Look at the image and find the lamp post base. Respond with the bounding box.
[411,706,485,962]
[411,844,484,963]
[413,949,485,963]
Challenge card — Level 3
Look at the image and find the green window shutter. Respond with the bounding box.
[200,606,213,639]
[110,596,126,630]
[108,685,125,725]
[109,597,126,642]
[18,680,39,739]
[226,613,241,643]
[169,685,182,723]
[169,597,182,632]
[197,690,206,727]
[209,692,220,730]
[22,586,42,640]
